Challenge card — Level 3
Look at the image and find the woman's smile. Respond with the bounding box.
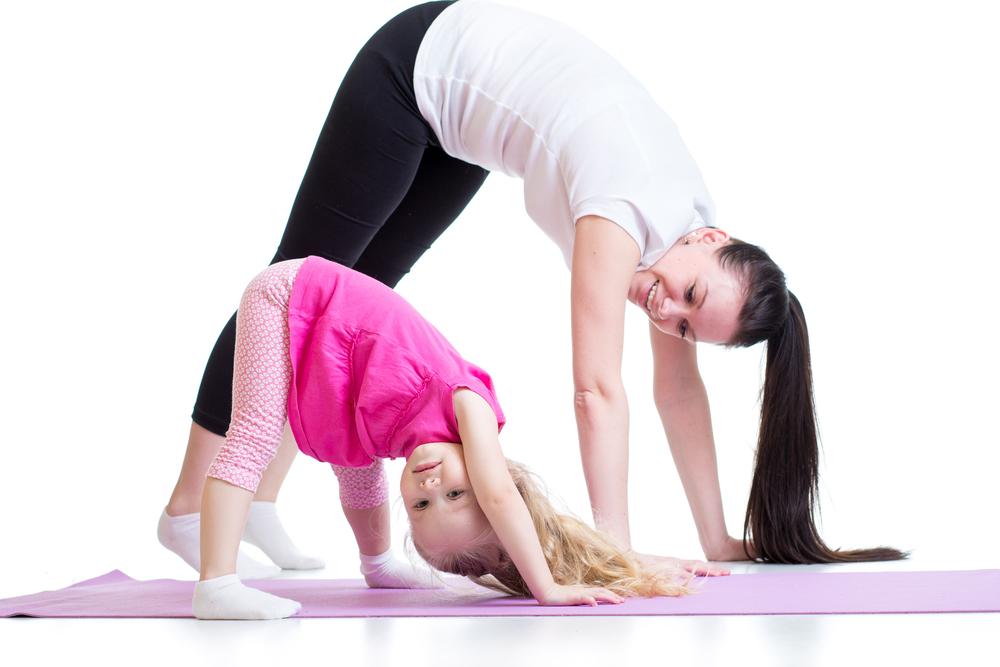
[645,280,660,314]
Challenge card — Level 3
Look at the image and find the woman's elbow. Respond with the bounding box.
[573,382,626,412]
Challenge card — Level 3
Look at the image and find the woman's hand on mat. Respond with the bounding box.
[537,583,625,607]
[631,551,730,577]
[703,536,758,563]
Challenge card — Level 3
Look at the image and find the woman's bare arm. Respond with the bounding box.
[569,215,641,549]
[649,323,748,561]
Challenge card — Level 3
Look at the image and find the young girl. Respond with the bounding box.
[192,256,689,620]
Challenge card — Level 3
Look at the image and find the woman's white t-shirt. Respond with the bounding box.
[413,0,714,269]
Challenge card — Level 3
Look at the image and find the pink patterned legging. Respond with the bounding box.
[205,259,388,510]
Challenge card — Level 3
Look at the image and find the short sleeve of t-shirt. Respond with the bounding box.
[391,374,506,461]
[561,102,714,268]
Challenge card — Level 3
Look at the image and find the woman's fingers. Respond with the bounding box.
[681,559,730,576]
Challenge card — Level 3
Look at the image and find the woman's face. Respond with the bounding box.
[627,228,744,345]
[401,442,494,555]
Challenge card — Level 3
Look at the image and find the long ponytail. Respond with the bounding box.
[720,242,907,563]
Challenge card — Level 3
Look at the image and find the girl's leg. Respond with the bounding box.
[333,462,441,589]
[162,262,320,576]
[194,476,300,620]
[194,261,306,619]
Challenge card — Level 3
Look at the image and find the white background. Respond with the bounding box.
[2,0,998,610]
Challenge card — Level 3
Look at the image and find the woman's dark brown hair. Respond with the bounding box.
[718,240,907,563]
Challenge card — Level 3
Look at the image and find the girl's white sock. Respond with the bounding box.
[157,510,280,579]
[192,574,301,620]
[359,549,443,589]
[242,501,325,570]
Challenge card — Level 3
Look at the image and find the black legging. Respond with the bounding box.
[192,1,487,436]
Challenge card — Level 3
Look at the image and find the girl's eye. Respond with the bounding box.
[414,500,428,509]
[685,284,695,304]
[447,490,464,499]
[679,321,688,339]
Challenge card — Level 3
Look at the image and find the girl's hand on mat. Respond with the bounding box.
[537,583,625,607]
[703,536,758,563]
[631,551,730,577]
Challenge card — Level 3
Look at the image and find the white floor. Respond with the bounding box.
[3,558,997,667]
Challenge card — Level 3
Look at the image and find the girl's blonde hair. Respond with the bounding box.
[411,459,690,598]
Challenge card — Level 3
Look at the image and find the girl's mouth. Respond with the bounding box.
[413,461,441,474]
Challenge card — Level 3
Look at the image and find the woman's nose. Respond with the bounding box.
[657,296,687,321]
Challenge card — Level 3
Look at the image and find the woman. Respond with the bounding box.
[161,0,904,575]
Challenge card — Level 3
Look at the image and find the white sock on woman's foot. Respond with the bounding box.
[192,574,301,620]
[157,510,280,580]
[242,501,325,570]
[360,549,443,589]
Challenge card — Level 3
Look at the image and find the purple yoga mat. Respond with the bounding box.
[1,570,998,618]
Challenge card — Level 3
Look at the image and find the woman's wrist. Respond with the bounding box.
[700,532,733,559]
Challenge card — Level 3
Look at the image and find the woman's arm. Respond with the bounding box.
[649,323,750,561]
[454,389,622,606]
[570,216,641,549]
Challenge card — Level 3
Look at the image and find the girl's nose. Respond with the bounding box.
[420,477,440,489]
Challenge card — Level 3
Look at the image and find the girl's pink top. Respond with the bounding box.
[286,256,505,467]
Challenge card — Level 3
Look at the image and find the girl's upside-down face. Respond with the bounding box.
[401,441,496,556]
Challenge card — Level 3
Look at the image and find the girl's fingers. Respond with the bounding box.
[593,588,625,604]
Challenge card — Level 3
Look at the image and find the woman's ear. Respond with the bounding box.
[688,227,730,245]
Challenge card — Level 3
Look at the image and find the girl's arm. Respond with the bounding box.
[649,323,751,562]
[454,389,623,606]
[569,215,641,549]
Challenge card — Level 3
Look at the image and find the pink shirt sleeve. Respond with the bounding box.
[390,374,506,460]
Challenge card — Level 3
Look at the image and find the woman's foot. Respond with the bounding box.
[242,501,325,570]
[157,509,280,579]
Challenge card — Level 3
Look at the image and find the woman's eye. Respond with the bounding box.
[679,321,688,339]
[685,285,695,304]
[447,490,464,499]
